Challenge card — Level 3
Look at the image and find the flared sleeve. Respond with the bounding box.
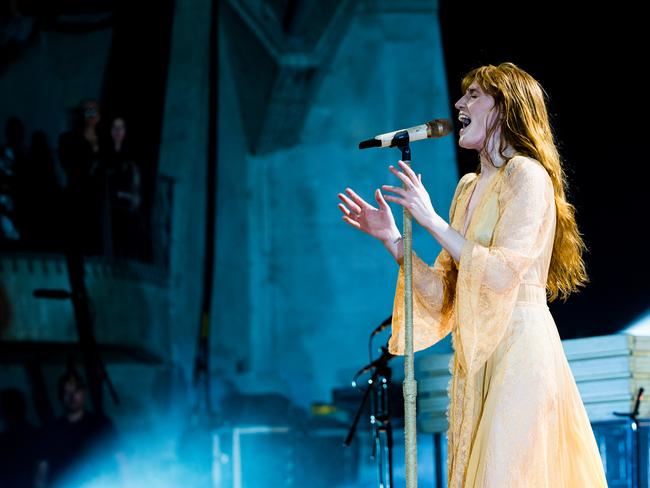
[388,173,475,355]
[388,249,455,355]
[456,158,554,377]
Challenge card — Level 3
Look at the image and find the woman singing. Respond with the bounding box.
[337,62,607,487]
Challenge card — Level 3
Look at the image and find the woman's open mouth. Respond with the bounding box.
[459,114,471,132]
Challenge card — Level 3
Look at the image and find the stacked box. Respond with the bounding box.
[416,334,650,433]
[562,334,650,421]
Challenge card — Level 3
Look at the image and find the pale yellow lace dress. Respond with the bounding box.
[389,156,608,487]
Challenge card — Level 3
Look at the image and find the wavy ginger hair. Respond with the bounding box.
[461,62,588,301]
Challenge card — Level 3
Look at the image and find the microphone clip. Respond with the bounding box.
[391,130,411,162]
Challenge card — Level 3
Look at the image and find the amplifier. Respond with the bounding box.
[212,425,359,488]
[592,418,650,488]
[213,426,293,488]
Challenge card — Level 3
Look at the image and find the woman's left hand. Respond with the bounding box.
[382,160,439,229]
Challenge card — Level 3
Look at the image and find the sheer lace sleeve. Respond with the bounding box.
[388,173,475,355]
[456,157,554,377]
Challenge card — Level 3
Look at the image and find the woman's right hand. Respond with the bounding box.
[337,187,401,245]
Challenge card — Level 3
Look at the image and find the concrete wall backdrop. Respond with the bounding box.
[213,0,459,408]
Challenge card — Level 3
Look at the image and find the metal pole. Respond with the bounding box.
[400,145,418,488]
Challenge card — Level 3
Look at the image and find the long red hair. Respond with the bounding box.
[461,62,588,301]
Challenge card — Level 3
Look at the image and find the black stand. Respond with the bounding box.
[614,387,645,487]
[33,250,120,413]
[390,130,412,164]
[345,345,395,488]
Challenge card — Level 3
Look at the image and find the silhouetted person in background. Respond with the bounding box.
[0,388,39,488]
[0,0,36,74]
[12,129,63,250]
[59,99,108,255]
[106,116,143,260]
[36,368,121,488]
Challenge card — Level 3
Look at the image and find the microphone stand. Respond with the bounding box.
[344,345,395,488]
[393,131,418,488]
[358,125,443,487]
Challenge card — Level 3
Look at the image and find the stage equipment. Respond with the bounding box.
[345,341,396,488]
[359,120,451,487]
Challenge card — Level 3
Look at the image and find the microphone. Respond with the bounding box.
[359,118,452,149]
[370,315,392,337]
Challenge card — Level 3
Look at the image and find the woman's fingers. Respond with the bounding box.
[338,192,361,214]
[342,215,361,229]
[337,202,352,217]
[388,166,412,187]
[398,160,419,184]
[338,201,362,229]
[383,194,408,207]
[374,188,389,208]
[381,184,405,197]
[344,187,373,210]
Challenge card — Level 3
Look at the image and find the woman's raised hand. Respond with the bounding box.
[382,160,438,229]
[337,187,400,244]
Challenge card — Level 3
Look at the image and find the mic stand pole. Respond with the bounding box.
[343,373,373,449]
[344,346,395,488]
[371,347,394,488]
[393,131,418,487]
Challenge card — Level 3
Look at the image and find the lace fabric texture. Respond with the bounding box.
[389,156,608,487]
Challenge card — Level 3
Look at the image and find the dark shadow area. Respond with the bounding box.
[0,0,175,270]
[439,0,649,337]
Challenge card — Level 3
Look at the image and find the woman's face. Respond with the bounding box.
[111,118,126,144]
[82,101,101,127]
[454,81,499,152]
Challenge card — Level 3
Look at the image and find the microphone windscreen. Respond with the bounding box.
[428,119,452,138]
[359,138,382,150]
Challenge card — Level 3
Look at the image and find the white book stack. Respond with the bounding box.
[562,333,650,421]
[416,334,650,433]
